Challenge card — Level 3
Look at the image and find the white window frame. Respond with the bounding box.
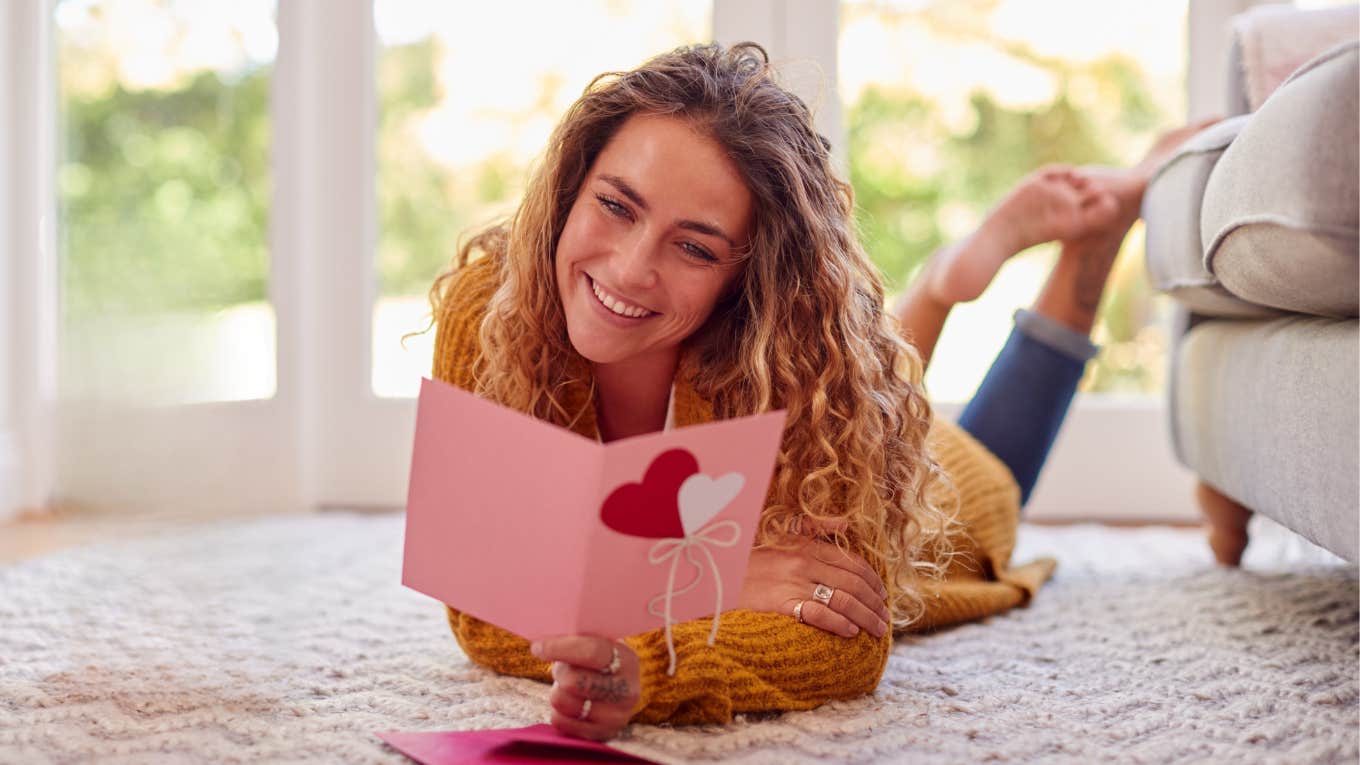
[3,0,1261,524]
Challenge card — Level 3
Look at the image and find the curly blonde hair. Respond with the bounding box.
[428,42,958,628]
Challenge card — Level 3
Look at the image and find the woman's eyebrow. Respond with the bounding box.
[600,174,649,210]
[599,174,735,247]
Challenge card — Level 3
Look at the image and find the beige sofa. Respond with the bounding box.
[1142,13,1358,564]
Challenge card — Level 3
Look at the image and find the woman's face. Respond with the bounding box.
[555,113,752,367]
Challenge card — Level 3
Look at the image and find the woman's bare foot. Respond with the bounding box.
[925,166,1119,305]
[1029,117,1228,336]
[1070,116,1225,219]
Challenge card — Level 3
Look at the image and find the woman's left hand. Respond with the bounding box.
[531,636,641,741]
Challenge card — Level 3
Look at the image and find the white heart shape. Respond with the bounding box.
[677,472,746,536]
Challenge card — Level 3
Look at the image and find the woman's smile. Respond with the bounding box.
[585,273,658,322]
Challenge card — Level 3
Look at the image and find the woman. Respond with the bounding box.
[429,42,1207,740]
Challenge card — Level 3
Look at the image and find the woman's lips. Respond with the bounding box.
[586,274,656,322]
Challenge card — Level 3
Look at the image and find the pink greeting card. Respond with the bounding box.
[402,377,786,670]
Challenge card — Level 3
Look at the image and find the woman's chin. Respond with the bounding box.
[565,326,629,365]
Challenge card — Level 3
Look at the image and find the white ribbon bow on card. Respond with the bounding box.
[646,519,742,676]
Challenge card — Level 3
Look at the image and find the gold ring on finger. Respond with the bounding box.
[793,600,806,623]
[812,583,835,606]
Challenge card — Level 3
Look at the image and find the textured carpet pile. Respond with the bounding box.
[0,513,1355,764]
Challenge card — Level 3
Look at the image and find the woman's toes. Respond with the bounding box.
[1082,191,1121,229]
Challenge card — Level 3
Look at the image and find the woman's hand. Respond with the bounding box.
[737,527,891,640]
[531,636,641,741]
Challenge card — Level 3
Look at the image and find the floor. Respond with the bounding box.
[1,505,1202,566]
[2,511,1352,764]
[0,505,316,565]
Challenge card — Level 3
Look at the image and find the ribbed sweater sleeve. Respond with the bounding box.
[448,606,889,725]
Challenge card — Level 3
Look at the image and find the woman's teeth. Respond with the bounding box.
[591,278,652,319]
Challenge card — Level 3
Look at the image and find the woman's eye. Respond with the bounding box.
[596,194,631,220]
[682,242,719,263]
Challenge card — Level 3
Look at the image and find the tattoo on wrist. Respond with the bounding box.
[1073,249,1106,316]
[576,675,630,705]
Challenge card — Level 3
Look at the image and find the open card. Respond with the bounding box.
[402,377,786,642]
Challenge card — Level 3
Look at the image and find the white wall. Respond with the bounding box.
[1,0,57,522]
[0,0,17,522]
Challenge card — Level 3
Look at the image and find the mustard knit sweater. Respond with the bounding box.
[431,257,1057,726]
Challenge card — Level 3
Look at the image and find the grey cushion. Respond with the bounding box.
[1172,315,1359,562]
[1201,42,1360,319]
[1143,116,1278,318]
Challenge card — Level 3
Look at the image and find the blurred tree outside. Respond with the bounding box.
[56,0,279,404]
[60,69,271,316]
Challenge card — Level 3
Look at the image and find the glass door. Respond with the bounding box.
[52,0,300,516]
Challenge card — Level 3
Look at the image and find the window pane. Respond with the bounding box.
[841,0,1187,401]
[372,1,711,398]
[57,0,277,405]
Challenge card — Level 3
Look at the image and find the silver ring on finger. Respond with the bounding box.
[578,698,592,721]
[812,582,835,606]
[600,644,621,676]
[793,599,807,623]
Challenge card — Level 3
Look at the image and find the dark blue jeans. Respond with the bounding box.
[956,308,1099,508]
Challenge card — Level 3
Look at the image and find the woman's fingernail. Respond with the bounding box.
[849,625,860,636]
[530,641,544,658]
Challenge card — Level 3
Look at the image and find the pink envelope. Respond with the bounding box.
[402,377,786,647]
[375,724,659,764]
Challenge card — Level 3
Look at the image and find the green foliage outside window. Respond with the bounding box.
[60,17,1178,394]
[60,68,271,317]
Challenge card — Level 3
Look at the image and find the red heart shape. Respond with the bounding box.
[600,449,699,539]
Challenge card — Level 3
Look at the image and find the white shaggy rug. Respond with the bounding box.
[0,512,1355,765]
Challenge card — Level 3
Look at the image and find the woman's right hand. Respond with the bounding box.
[736,528,891,640]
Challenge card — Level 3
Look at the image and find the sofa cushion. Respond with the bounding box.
[1142,116,1278,318]
[1172,315,1359,562]
[1201,42,1360,319]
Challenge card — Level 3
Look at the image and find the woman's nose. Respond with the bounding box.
[609,231,660,291]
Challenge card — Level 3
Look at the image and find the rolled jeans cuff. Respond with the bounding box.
[1012,309,1099,363]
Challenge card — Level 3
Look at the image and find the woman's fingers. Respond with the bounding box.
[550,660,639,709]
[797,598,861,638]
[548,708,625,742]
[542,645,640,742]
[826,586,889,638]
[812,569,889,635]
[799,541,891,636]
[808,542,890,616]
[549,679,633,728]
[532,635,615,672]
[809,540,887,599]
